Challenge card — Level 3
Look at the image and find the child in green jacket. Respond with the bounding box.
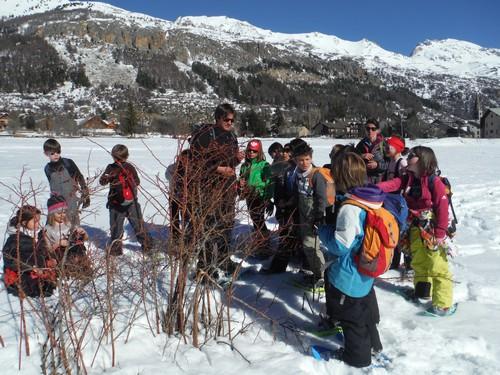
[239,139,273,254]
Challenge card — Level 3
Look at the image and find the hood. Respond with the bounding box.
[346,184,386,209]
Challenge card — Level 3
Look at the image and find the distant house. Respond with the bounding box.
[345,121,363,139]
[0,113,9,131]
[466,121,480,138]
[431,119,452,138]
[481,108,500,138]
[79,116,117,136]
[279,126,310,138]
[430,119,477,138]
[312,121,348,137]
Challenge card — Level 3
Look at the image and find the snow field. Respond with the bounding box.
[0,136,499,374]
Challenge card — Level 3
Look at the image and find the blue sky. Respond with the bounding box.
[102,0,499,55]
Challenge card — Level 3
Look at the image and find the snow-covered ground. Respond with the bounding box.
[0,136,499,374]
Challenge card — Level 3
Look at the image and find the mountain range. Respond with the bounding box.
[1,0,499,131]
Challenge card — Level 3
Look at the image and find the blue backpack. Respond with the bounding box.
[382,193,409,235]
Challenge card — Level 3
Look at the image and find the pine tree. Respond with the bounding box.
[23,115,36,130]
[121,100,138,136]
[136,69,157,90]
[271,108,285,135]
[69,66,90,88]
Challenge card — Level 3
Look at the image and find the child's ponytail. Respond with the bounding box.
[9,205,41,228]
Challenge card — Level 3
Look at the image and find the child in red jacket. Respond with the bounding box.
[378,146,455,316]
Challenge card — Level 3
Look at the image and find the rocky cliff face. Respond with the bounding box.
[0,1,498,124]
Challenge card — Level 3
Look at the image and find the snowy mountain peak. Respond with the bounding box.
[0,1,499,80]
[411,38,500,58]
[0,0,172,28]
[0,0,70,18]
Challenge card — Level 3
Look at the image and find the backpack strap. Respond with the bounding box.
[428,174,436,195]
[61,158,74,176]
[306,167,319,186]
[394,157,403,178]
[342,198,372,215]
[428,174,458,227]
[44,164,51,180]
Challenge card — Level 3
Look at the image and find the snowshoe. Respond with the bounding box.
[310,345,343,361]
[422,303,458,317]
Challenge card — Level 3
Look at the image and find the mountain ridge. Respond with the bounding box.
[1,0,499,80]
[0,0,498,131]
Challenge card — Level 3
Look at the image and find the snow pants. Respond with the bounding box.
[109,201,151,254]
[299,223,325,279]
[325,277,382,368]
[268,210,300,273]
[197,185,236,273]
[246,195,270,237]
[409,226,453,309]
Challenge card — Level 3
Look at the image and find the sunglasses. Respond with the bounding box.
[223,117,234,123]
[49,152,60,155]
[365,126,378,131]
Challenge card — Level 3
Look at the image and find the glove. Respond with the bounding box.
[265,201,274,217]
[435,237,446,247]
[438,238,457,258]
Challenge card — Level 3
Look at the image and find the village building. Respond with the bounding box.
[0,113,9,132]
[78,115,117,136]
[279,125,310,138]
[481,108,500,138]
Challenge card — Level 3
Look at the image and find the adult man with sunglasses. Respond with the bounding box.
[355,119,389,184]
[189,103,244,280]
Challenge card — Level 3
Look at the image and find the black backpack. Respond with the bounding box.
[429,173,458,237]
[189,123,216,149]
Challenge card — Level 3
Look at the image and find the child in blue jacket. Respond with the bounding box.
[318,152,383,368]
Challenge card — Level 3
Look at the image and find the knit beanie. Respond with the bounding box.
[386,136,405,154]
[47,194,68,214]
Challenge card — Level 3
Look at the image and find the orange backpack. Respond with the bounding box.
[343,199,399,277]
[308,167,335,206]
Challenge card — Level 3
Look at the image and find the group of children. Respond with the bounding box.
[2,139,151,298]
[237,123,455,368]
[2,129,456,369]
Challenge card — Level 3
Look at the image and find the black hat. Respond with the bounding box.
[268,142,283,155]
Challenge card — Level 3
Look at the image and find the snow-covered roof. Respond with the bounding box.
[488,108,500,117]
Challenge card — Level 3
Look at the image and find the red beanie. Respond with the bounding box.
[386,136,405,154]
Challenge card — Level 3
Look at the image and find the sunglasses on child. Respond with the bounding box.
[365,126,378,131]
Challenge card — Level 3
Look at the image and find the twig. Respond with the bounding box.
[216,340,251,365]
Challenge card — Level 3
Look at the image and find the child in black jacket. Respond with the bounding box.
[3,205,57,298]
[99,144,152,256]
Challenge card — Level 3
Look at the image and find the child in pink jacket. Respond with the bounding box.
[378,146,454,316]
